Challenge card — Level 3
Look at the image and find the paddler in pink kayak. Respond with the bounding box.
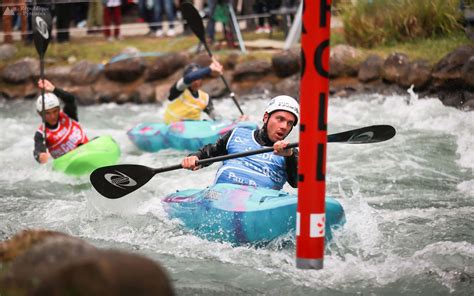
[33,79,88,164]
[181,95,299,190]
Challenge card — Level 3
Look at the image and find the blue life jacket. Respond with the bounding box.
[214,128,287,190]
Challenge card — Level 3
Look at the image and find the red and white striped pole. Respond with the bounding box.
[296,0,332,270]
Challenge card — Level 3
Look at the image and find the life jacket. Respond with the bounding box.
[214,128,287,190]
[163,89,209,124]
[38,111,89,159]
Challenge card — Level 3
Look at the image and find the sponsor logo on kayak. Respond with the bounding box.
[104,171,137,189]
[349,131,374,143]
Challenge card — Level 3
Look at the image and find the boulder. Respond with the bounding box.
[272,50,300,78]
[191,53,213,67]
[461,55,474,88]
[0,229,174,296]
[223,53,240,70]
[358,54,384,82]
[233,60,272,82]
[432,45,474,90]
[0,44,17,61]
[133,83,156,104]
[399,59,432,90]
[70,60,102,85]
[329,44,361,78]
[382,53,410,84]
[1,57,39,84]
[45,66,72,85]
[104,58,145,82]
[202,78,227,98]
[68,86,99,105]
[146,52,189,81]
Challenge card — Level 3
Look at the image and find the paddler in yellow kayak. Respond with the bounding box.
[33,79,88,164]
[163,58,224,124]
[181,95,300,190]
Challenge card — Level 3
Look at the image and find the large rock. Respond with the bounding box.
[358,54,384,82]
[223,53,240,70]
[68,86,99,105]
[232,60,272,82]
[0,229,174,296]
[432,45,474,90]
[202,78,227,98]
[382,53,410,84]
[0,44,17,61]
[439,91,465,108]
[462,91,474,110]
[1,57,39,84]
[104,58,146,82]
[272,50,300,78]
[191,53,213,67]
[399,59,432,90]
[45,66,72,85]
[461,56,474,88]
[146,52,189,81]
[133,83,156,104]
[70,60,102,85]
[329,45,361,78]
[273,74,300,98]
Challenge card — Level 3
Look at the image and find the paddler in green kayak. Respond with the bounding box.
[181,95,299,190]
[163,58,224,124]
[33,79,89,164]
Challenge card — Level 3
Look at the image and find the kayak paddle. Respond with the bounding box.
[90,125,396,199]
[32,6,52,145]
[180,2,244,116]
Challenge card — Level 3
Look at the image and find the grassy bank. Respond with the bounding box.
[1,27,470,69]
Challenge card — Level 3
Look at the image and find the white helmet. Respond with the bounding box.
[264,95,300,125]
[36,93,60,112]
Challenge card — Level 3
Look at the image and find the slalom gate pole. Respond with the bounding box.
[296,0,332,270]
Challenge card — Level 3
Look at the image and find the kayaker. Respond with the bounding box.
[33,79,89,164]
[181,95,299,190]
[163,58,224,124]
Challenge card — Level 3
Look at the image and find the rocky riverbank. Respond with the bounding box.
[1,43,473,110]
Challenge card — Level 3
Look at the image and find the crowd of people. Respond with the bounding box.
[1,0,301,44]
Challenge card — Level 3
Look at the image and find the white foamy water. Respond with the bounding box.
[0,93,472,295]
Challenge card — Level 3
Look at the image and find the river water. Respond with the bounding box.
[0,93,472,295]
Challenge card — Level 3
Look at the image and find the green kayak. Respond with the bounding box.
[52,135,121,176]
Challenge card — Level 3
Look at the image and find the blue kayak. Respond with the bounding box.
[163,183,345,246]
[127,120,258,152]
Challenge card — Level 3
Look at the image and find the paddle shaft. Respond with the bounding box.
[152,142,298,175]
[39,58,47,145]
[181,2,244,115]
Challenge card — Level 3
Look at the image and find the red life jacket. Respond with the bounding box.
[37,111,89,158]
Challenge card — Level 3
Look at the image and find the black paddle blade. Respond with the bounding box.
[328,125,396,144]
[32,6,52,59]
[90,165,156,199]
[180,2,206,44]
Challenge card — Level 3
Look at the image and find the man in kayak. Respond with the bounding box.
[33,79,89,164]
[181,95,299,190]
[163,58,224,124]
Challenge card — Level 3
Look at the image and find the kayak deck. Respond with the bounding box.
[163,183,345,245]
[52,135,121,176]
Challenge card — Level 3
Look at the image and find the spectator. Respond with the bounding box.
[153,0,176,37]
[87,0,103,34]
[103,0,122,41]
[253,0,281,34]
[206,0,217,43]
[138,0,157,35]
[56,1,72,42]
[2,0,27,43]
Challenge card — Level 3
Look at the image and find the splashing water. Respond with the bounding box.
[0,93,472,295]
